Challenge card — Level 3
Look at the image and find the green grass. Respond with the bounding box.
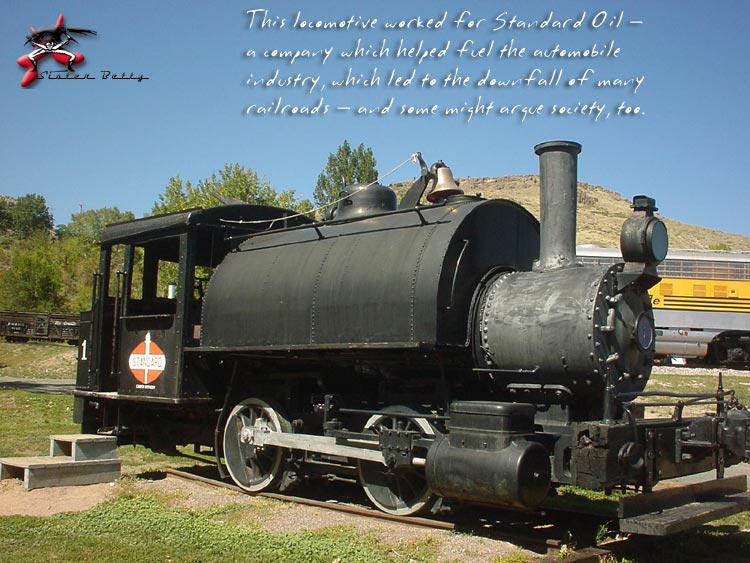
[491,550,538,563]
[116,443,199,469]
[646,371,750,396]
[0,388,208,471]
[0,492,438,563]
[642,371,750,418]
[0,390,78,457]
[714,510,750,531]
[543,485,621,517]
[0,487,439,563]
[0,341,77,380]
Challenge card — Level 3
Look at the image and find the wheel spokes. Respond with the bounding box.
[358,407,437,516]
[223,398,289,493]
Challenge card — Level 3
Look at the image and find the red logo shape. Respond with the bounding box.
[128,332,166,384]
[17,14,96,87]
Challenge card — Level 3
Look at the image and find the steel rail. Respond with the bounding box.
[164,467,455,531]
[162,467,581,554]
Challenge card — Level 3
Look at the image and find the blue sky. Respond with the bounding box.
[1,1,748,236]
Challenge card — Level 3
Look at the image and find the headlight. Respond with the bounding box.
[634,312,655,352]
[620,196,669,265]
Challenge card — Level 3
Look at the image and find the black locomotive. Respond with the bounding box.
[74,141,750,533]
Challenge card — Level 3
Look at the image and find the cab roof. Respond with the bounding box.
[100,204,312,246]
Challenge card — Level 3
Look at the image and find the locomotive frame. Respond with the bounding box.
[73,141,750,534]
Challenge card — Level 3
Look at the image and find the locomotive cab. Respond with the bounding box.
[74,205,312,435]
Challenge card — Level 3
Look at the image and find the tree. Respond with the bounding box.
[8,194,54,237]
[0,231,64,311]
[54,207,136,311]
[313,141,378,208]
[150,164,312,298]
[55,234,101,313]
[152,163,311,215]
[0,197,11,233]
[59,207,136,244]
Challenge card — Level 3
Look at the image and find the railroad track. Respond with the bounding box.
[164,466,620,561]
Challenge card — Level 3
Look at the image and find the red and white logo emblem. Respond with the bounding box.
[128,332,166,384]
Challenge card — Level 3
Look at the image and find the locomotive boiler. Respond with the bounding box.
[74,141,750,533]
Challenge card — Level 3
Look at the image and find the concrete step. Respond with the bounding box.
[0,434,121,490]
[0,455,121,490]
[50,434,118,461]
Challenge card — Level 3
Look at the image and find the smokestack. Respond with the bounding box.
[534,140,582,270]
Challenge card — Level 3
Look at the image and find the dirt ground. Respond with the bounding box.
[0,471,537,563]
[0,478,116,516]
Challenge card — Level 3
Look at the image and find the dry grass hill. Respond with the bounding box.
[393,175,750,251]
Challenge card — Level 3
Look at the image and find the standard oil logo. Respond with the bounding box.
[17,13,149,88]
[128,332,166,389]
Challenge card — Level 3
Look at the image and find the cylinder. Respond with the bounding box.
[426,437,551,509]
[425,401,551,509]
[534,141,582,270]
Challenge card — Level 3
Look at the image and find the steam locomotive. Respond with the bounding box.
[74,141,750,533]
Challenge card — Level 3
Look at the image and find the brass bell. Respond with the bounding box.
[426,164,463,203]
